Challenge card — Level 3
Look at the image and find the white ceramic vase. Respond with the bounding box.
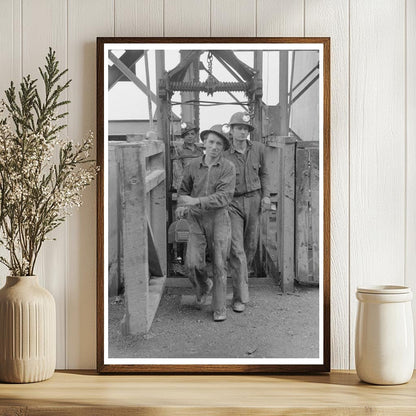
[355,285,414,385]
[0,276,56,383]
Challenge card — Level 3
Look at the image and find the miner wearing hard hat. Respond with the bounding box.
[172,122,204,190]
[176,124,235,322]
[224,112,271,313]
[178,122,204,167]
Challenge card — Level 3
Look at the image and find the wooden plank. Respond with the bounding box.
[108,51,159,105]
[406,0,416,367]
[275,147,283,278]
[349,0,406,369]
[179,50,194,123]
[305,0,350,370]
[108,50,145,90]
[280,143,296,292]
[148,150,167,275]
[67,0,114,369]
[263,144,281,196]
[211,0,255,37]
[310,148,320,283]
[147,218,164,277]
[257,0,304,36]
[296,147,309,283]
[145,169,165,193]
[22,0,67,369]
[108,147,120,297]
[296,145,319,286]
[141,140,165,158]
[119,146,149,335]
[0,0,21,288]
[115,0,163,36]
[165,0,210,36]
[264,137,293,283]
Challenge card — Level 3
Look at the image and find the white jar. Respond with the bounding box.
[355,285,414,385]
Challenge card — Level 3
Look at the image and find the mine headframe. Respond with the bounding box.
[158,50,263,140]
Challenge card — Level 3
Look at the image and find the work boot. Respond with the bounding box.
[195,278,213,308]
[213,310,226,321]
[232,301,245,313]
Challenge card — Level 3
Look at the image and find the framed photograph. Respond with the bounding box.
[97,37,330,373]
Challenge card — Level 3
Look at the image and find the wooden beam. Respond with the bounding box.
[279,140,296,292]
[147,218,164,277]
[253,50,263,144]
[140,139,165,158]
[147,145,167,275]
[108,145,120,297]
[109,51,158,104]
[145,169,165,193]
[155,50,166,142]
[144,51,154,130]
[118,144,148,335]
[279,51,289,136]
[180,50,194,123]
[108,50,145,90]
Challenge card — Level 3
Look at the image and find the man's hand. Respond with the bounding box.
[261,196,271,211]
[178,195,200,207]
[175,206,188,219]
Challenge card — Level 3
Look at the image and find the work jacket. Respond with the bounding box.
[178,155,236,211]
[176,142,204,169]
[224,140,271,198]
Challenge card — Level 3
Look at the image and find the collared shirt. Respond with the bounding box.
[178,155,236,210]
[224,140,271,198]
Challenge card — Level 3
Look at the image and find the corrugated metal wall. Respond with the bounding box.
[0,0,414,370]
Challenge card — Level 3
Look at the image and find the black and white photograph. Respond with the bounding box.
[97,38,330,373]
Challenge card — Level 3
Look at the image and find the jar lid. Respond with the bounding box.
[356,285,411,294]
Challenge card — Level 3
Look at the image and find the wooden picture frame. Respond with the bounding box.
[97,37,330,373]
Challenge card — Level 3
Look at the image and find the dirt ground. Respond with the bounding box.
[108,280,319,359]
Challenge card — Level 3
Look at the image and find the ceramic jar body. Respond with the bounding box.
[0,276,56,383]
[355,286,414,385]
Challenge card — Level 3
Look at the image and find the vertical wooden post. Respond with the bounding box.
[193,54,200,128]
[148,144,167,275]
[278,137,296,292]
[296,145,309,282]
[253,50,263,143]
[295,142,320,285]
[180,50,193,123]
[144,51,153,131]
[118,144,148,335]
[155,50,165,142]
[253,51,264,276]
[108,145,119,296]
[263,136,282,283]
[310,146,320,283]
[279,51,289,136]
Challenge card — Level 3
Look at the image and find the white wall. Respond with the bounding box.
[0,0,414,370]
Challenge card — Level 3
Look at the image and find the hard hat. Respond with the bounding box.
[180,121,199,137]
[228,112,254,131]
[200,124,230,150]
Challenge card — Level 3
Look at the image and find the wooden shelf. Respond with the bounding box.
[0,370,415,415]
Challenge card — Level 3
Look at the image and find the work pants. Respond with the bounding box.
[185,208,231,315]
[228,190,261,304]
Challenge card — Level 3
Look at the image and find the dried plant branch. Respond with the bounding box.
[0,48,97,276]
